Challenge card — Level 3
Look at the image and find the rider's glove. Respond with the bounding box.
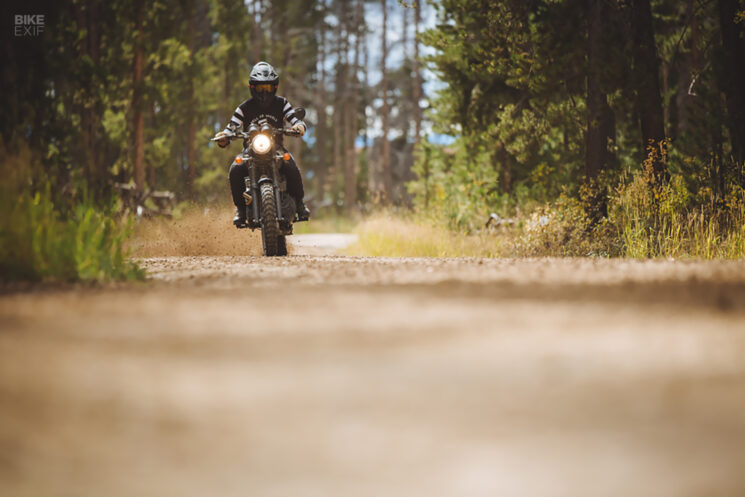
[215,130,230,148]
[292,122,306,137]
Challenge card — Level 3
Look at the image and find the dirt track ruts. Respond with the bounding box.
[2,251,745,497]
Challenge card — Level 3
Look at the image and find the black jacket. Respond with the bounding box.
[224,96,304,142]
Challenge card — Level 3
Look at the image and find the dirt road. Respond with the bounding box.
[2,236,745,496]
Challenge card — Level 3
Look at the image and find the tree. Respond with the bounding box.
[585,0,616,180]
[132,0,146,192]
[629,0,667,181]
[380,0,392,201]
[344,0,363,211]
[412,0,423,148]
[717,0,745,166]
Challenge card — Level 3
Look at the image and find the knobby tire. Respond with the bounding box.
[260,183,280,256]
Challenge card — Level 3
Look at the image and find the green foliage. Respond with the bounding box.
[406,0,745,259]
[511,161,745,259]
[0,147,143,282]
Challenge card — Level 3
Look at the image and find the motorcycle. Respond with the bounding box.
[211,107,306,256]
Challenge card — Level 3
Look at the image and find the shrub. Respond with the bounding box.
[0,146,143,282]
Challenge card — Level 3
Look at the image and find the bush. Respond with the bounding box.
[401,142,745,259]
[512,162,745,259]
[0,146,143,282]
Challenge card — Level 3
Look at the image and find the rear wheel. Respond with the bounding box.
[260,183,279,256]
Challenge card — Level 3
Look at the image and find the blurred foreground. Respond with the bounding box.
[2,253,745,497]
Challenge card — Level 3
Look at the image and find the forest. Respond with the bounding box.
[1,0,745,280]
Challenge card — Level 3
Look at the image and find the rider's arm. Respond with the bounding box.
[282,99,306,129]
[282,99,306,135]
[215,105,245,147]
[225,105,245,133]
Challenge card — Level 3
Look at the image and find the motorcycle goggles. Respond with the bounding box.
[251,83,276,93]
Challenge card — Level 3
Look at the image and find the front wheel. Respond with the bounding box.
[260,183,280,256]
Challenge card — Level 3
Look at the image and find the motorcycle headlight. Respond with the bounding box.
[252,133,272,154]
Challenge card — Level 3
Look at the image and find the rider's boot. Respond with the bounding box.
[233,206,246,227]
[295,198,310,222]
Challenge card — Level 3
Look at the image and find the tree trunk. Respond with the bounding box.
[132,0,146,192]
[586,0,615,179]
[629,0,667,181]
[148,101,156,189]
[89,0,102,192]
[252,0,263,62]
[498,142,512,193]
[75,0,103,194]
[344,0,362,212]
[315,15,329,202]
[380,0,392,201]
[186,2,197,201]
[363,24,374,199]
[717,0,745,166]
[330,0,346,206]
[412,0,422,148]
[673,0,697,139]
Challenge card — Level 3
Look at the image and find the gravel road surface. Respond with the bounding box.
[2,237,745,497]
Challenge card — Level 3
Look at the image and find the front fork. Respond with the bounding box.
[243,158,260,227]
[272,159,284,222]
[242,156,287,226]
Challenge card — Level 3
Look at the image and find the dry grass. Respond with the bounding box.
[127,206,262,257]
[346,213,507,258]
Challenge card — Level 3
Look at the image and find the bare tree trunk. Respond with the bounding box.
[364,26,374,199]
[148,100,156,189]
[585,0,615,179]
[252,0,263,62]
[401,3,410,141]
[718,0,745,167]
[315,13,329,202]
[186,2,197,201]
[344,0,362,212]
[497,142,512,193]
[224,49,231,101]
[629,0,667,181]
[380,0,391,201]
[412,0,422,148]
[75,0,103,194]
[330,0,346,206]
[674,0,697,139]
[132,0,146,192]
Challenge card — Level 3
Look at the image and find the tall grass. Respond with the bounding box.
[608,150,745,259]
[514,167,745,259]
[354,158,745,260]
[0,146,143,282]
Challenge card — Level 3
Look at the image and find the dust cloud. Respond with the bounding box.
[127,206,262,257]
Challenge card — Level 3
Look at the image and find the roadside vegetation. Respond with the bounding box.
[352,147,745,259]
[0,146,143,282]
[386,0,745,260]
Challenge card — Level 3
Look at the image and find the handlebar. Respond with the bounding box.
[210,128,301,142]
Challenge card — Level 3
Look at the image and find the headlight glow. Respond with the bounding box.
[252,134,272,154]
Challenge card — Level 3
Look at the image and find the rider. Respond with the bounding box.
[214,61,310,226]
